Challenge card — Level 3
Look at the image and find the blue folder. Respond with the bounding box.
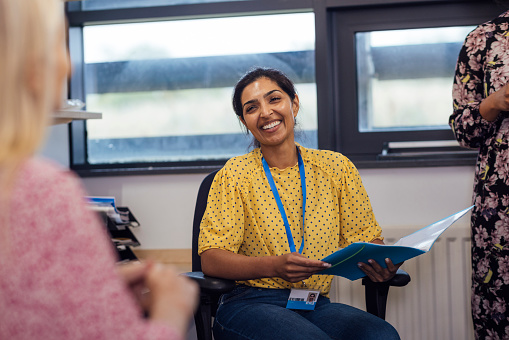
[319,206,474,280]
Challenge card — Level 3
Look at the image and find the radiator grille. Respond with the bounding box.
[329,226,473,340]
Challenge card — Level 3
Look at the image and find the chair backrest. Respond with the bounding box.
[191,169,220,272]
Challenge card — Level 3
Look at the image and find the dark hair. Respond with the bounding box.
[232,67,297,120]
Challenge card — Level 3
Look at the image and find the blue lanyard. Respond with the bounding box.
[262,150,306,254]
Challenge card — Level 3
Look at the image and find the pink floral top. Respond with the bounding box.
[449,10,509,339]
[0,158,180,340]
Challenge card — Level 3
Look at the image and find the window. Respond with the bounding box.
[68,0,502,175]
[67,2,317,174]
[356,26,474,132]
[328,2,502,164]
[82,14,316,165]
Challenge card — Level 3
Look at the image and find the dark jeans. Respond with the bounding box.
[213,285,400,340]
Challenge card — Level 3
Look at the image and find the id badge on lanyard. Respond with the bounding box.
[262,148,318,310]
[286,288,320,310]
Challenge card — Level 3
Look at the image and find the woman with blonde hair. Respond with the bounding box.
[0,1,197,339]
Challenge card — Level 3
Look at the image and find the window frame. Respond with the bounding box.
[323,0,502,167]
[67,0,504,176]
[67,0,318,176]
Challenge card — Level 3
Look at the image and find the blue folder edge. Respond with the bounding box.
[317,206,473,281]
[318,243,425,281]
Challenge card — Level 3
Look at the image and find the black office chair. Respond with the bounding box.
[185,170,410,340]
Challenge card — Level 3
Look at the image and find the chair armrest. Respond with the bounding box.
[387,268,411,287]
[183,271,236,295]
[183,272,235,340]
[361,268,411,287]
[361,269,410,320]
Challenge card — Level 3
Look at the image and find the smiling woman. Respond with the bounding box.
[240,80,298,167]
[197,68,403,340]
[233,69,300,166]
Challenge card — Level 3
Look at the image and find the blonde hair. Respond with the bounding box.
[0,0,64,247]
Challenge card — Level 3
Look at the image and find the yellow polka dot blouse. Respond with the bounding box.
[198,144,382,296]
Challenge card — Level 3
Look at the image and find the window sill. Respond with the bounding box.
[349,151,477,169]
[73,162,225,177]
[72,151,478,178]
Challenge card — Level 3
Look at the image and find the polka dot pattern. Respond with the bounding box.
[198,144,382,296]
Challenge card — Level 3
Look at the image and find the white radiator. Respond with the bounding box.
[329,226,473,340]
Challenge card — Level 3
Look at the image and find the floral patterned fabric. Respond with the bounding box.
[450,11,509,340]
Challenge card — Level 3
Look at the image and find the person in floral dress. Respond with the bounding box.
[449,5,509,339]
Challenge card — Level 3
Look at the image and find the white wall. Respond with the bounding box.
[360,165,474,230]
[80,164,475,250]
[81,172,205,249]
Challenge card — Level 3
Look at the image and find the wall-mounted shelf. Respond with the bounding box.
[52,110,102,125]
